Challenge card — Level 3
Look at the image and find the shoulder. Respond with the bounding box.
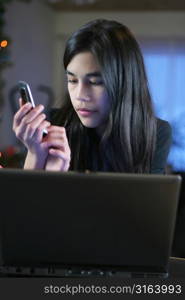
[151,118,172,174]
[156,118,172,154]
[156,118,172,141]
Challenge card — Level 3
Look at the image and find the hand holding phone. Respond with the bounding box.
[18,80,48,135]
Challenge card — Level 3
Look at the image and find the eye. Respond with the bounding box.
[89,79,104,86]
[67,79,78,84]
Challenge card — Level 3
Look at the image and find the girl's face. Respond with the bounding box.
[66,52,110,134]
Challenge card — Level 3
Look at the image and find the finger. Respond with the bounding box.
[49,148,69,160]
[13,102,33,129]
[19,97,22,107]
[21,104,45,124]
[50,140,70,159]
[19,97,28,108]
[47,126,68,143]
[46,131,65,141]
[22,113,47,139]
[47,126,66,134]
[42,139,65,150]
[35,121,51,142]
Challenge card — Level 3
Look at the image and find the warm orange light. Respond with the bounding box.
[0,40,8,48]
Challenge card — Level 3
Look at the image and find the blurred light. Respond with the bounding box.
[0,40,8,48]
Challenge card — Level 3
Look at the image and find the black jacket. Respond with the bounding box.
[50,109,172,174]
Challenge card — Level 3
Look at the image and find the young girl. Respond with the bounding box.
[13,19,172,173]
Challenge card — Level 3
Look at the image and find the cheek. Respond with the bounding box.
[67,85,73,97]
[68,88,75,105]
[99,93,110,114]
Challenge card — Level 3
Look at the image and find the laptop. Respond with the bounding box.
[0,168,181,278]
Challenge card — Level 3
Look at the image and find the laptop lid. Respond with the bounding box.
[0,169,181,276]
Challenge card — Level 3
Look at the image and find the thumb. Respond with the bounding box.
[19,97,24,108]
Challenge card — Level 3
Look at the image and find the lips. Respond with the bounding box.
[77,108,97,117]
[77,108,96,112]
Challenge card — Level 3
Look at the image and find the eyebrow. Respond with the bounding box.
[66,70,102,77]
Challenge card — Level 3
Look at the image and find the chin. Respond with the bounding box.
[82,123,97,128]
[80,120,99,128]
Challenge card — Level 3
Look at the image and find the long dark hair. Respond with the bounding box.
[53,19,157,173]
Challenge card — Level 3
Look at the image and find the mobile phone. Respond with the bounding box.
[18,80,36,107]
[18,80,48,135]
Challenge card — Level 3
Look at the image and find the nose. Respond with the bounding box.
[76,82,91,102]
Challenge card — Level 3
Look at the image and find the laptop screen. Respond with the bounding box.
[0,169,181,275]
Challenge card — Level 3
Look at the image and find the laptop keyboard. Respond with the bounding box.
[0,265,168,278]
[0,266,113,277]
